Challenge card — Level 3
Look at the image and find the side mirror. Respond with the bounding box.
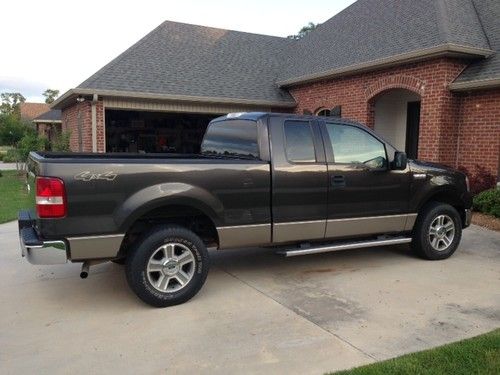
[392,151,407,170]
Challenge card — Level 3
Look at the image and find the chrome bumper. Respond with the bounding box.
[18,210,68,265]
[464,208,472,227]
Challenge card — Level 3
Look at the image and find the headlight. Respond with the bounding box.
[465,176,470,192]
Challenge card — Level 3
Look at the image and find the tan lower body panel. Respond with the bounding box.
[273,220,326,243]
[325,213,418,239]
[217,224,271,249]
[68,234,125,260]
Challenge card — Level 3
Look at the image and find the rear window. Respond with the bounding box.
[201,120,259,159]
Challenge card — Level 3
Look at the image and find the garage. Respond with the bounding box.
[105,110,219,154]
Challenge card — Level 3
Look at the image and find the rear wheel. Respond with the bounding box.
[126,225,209,307]
[412,202,462,260]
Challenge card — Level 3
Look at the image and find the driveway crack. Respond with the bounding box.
[218,266,377,361]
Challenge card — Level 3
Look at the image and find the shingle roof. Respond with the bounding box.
[279,0,492,84]
[20,102,50,120]
[78,21,295,104]
[33,109,62,122]
[65,0,498,108]
[452,0,500,85]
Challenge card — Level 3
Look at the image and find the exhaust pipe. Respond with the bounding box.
[80,262,89,279]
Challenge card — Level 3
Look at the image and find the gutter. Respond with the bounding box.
[278,43,494,87]
[51,88,297,110]
[449,78,500,92]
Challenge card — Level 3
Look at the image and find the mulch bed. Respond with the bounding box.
[471,212,500,232]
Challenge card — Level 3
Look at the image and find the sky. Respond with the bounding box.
[0,0,356,102]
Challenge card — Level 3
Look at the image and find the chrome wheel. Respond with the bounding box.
[428,215,455,251]
[146,243,196,293]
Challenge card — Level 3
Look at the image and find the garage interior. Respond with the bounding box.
[105,110,220,153]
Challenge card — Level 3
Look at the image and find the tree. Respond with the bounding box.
[0,92,26,115]
[287,22,319,40]
[43,89,60,104]
[0,113,28,145]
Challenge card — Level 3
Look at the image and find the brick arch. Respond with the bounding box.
[365,75,425,102]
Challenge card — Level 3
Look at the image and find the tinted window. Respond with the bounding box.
[326,123,387,169]
[201,120,259,159]
[284,121,316,162]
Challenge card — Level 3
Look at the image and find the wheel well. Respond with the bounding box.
[419,191,466,226]
[118,205,219,257]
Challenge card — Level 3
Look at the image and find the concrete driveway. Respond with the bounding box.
[1,221,499,374]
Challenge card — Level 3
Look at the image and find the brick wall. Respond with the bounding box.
[288,57,468,165]
[61,99,105,152]
[456,90,500,179]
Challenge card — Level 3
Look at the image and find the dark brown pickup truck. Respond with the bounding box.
[18,112,472,307]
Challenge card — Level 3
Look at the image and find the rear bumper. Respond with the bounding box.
[18,210,67,265]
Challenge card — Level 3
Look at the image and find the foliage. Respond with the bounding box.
[287,22,319,40]
[0,170,32,224]
[331,328,500,375]
[473,188,500,218]
[16,131,47,162]
[0,113,30,145]
[50,131,71,152]
[458,164,496,195]
[2,148,18,162]
[42,89,60,104]
[0,92,26,115]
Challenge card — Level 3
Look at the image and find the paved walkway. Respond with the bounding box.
[0,221,499,374]
[0,163,17,170]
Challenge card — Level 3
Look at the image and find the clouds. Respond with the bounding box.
[1,0,355,102]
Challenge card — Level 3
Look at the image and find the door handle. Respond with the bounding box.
[331,175,346,188]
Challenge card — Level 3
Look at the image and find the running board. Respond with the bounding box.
[277,237,412,257]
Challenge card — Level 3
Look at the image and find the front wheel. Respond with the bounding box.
[126,225,210,307]
[412,202,462,260]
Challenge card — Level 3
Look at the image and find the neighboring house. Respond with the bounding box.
[33,109,62,143]
[52,0,500,180]
[19,102,50,121]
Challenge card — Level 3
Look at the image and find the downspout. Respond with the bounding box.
[91,93,98,152]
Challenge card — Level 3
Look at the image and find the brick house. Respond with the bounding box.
[52,0,500,181]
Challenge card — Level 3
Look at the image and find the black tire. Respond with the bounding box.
[126,225,209,307]
[412,202,462,260]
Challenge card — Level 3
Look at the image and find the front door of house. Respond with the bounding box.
[405,101,421,159]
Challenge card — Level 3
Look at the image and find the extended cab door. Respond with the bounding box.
[269,116,328,243]
[320,121,413,239]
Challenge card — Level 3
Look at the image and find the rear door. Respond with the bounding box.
[269,116,328,243]
[321,121,412,239]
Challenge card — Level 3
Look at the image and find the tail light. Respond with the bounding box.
[36,177,67,218]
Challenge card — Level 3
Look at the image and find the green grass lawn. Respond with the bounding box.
[332,328,500,375]
[0,170,31,224]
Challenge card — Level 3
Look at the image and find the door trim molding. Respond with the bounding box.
[326,213,417,238]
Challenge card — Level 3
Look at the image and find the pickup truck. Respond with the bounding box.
[18,112,472,307]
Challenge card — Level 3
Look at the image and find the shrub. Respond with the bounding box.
[473,188,500,218]
[458,165,496,195]
[16,133,47,162]
[2,149,18,162]
[50,131,71,152]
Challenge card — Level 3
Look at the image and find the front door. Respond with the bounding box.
[405,101,421,159]
[321,121,412,239]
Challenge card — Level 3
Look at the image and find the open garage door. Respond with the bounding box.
[105,110,220,153]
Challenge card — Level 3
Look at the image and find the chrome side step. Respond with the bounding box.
[277,237,412,257]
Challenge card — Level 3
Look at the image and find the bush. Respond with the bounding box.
[50,131,71,152]
[16,132,47,162]
[473,188,500,218]
[2,148,18,162]
[458,165,496,195]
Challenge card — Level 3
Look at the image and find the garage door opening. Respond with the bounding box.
[105,110,220,153]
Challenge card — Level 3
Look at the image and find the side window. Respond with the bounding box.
[284,121,316,163]
[326,123,387,169]
[201,120,259,159]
